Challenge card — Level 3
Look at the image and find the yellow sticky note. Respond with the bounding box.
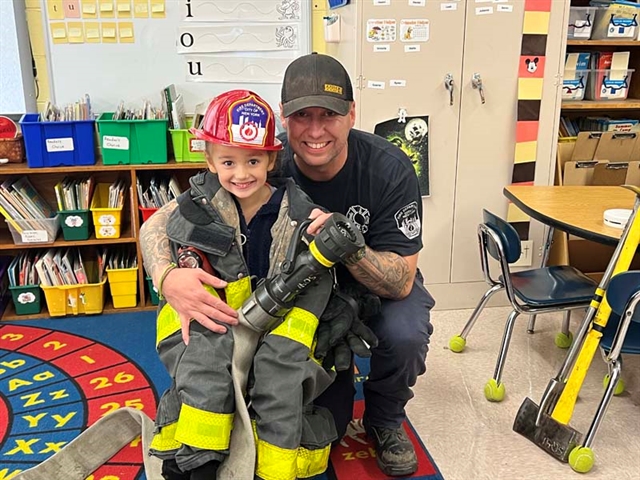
[85,21,101,42]
[523,11,551,35]
[514,141,538,164]
[67,21,84,43]
[117,0,131,17]
[518,78,544,100]
[47,0,65,19]
[99,0,114,17]
[50,22,68,43]
[150,0,165,18]
[118,22,134,43]
[81,0,97,18]
[102,22,117,42]
[133,0,148,17]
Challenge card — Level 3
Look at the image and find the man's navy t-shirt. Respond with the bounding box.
[277,129,423,280]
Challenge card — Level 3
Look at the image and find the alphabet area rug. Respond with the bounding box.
[0,313,443,480]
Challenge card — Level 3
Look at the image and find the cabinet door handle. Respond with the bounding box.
[472,73,486,104]
[444,74,454,106]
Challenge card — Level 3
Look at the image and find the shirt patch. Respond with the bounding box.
[229,95,271,147]
[346,205,370,234]
[395,201,421,240]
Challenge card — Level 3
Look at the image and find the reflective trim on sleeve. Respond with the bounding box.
[224,276,252,310]
[149,422,182,452]
[174,403,234,451]
[297,444,332,478]
[270,307,319,350]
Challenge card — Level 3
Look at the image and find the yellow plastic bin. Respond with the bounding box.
[90,183,123,239]
[41,278,106,316]
[106,266,138,308]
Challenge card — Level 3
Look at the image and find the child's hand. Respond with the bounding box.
[161,267,238,344]
[307,208,332,236]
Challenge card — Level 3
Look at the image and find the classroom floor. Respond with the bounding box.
[407,306,640,480]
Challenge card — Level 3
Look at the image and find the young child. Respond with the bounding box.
[148,90,337,480]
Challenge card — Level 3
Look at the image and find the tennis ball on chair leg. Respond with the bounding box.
[484,379,505,402]
[449,335,466,353]
[569,446,595,473]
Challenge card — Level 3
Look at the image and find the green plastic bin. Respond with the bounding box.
[170,118,206,163]
[146,276,159,305]
[10,285,42,315]
[97,113,168,165]
[59,209,93,241]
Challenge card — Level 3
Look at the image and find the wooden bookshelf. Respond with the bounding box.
[567,40,640,47]
[561,99,640,110]
[0,158,204,321]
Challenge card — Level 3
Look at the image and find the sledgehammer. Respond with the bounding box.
[513,185,640,463]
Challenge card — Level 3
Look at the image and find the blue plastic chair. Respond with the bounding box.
[449,209,598,402]
[568,270,640,473]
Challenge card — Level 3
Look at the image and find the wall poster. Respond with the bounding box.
[374,116,430,197]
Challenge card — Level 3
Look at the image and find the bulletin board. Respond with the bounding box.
[41,0,312,114]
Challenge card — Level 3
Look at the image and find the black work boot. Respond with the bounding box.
[365,422,418,477]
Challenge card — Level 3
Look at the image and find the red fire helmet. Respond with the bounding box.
[189,90,282,151]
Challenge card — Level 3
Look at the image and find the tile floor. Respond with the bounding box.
[406,306,640,480]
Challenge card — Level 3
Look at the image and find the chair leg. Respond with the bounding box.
[583,358,622,450]
[484,309,519,402]
[554,310,574,349]
[527,315,537,334]
[449,284,503,353]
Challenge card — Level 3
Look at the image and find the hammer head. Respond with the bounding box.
[512,397,583,463]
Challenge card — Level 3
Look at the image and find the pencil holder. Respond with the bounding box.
[97,113,168,165]
[9,285,42,315]
[106,266,138,309]
[19,114,96,168]
[90,183,123,239]
[59,209,93,241]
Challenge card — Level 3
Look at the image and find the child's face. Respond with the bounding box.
[206,143,276,200]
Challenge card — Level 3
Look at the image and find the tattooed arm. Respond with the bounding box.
[347,248,417,300]
[139,200,238,342]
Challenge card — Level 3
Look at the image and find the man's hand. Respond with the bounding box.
[306,208,332,236]
[161,268,238,345]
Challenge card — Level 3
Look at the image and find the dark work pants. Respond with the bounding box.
[314,270,435,438]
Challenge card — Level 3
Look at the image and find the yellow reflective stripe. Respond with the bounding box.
[156,304,181,346]
[271,307,319,350]
[150,422,182,452]
[308,241,334,268]
[297,444,331,478]
[225,276,252,310]
[256,438,298,480]
[174,403,234,451]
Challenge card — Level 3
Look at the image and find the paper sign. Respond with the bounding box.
[47,0,65,19]
[134,0,148,17]
[190,139,205,152]
[497,4,512,12]
[374,44,390,52]
[63,0,81,17]
[82,0,97,18]
[103,135,129,149]
[405,44,420,52]
[99,0,114,17]
[99,226,117,237]
[67,22,84,42]
[400,19,429,42]
[366,19,396,42]
[117,0,131,17]
[441,2,457,10]
[409,0,425,5]
[390,79,407,87]
[46,137,74,152]
[101,22,117,42]
[150,0,165,17]
[99,214,117,225]
[368,81,385,89]
[476,6,493,14]
[373,0,391,5]
[118,22,134,42]
[21,230,48,243]
[85,21,101,42]
[50,22,68,44]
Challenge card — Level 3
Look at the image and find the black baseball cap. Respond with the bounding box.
[281,53,354,117]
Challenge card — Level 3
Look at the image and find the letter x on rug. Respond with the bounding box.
[0,312,443,479]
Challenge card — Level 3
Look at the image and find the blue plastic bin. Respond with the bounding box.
[19,114,96,168]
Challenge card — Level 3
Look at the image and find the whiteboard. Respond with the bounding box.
[43,0,311,115]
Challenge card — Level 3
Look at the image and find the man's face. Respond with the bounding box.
[281,104,356,177]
